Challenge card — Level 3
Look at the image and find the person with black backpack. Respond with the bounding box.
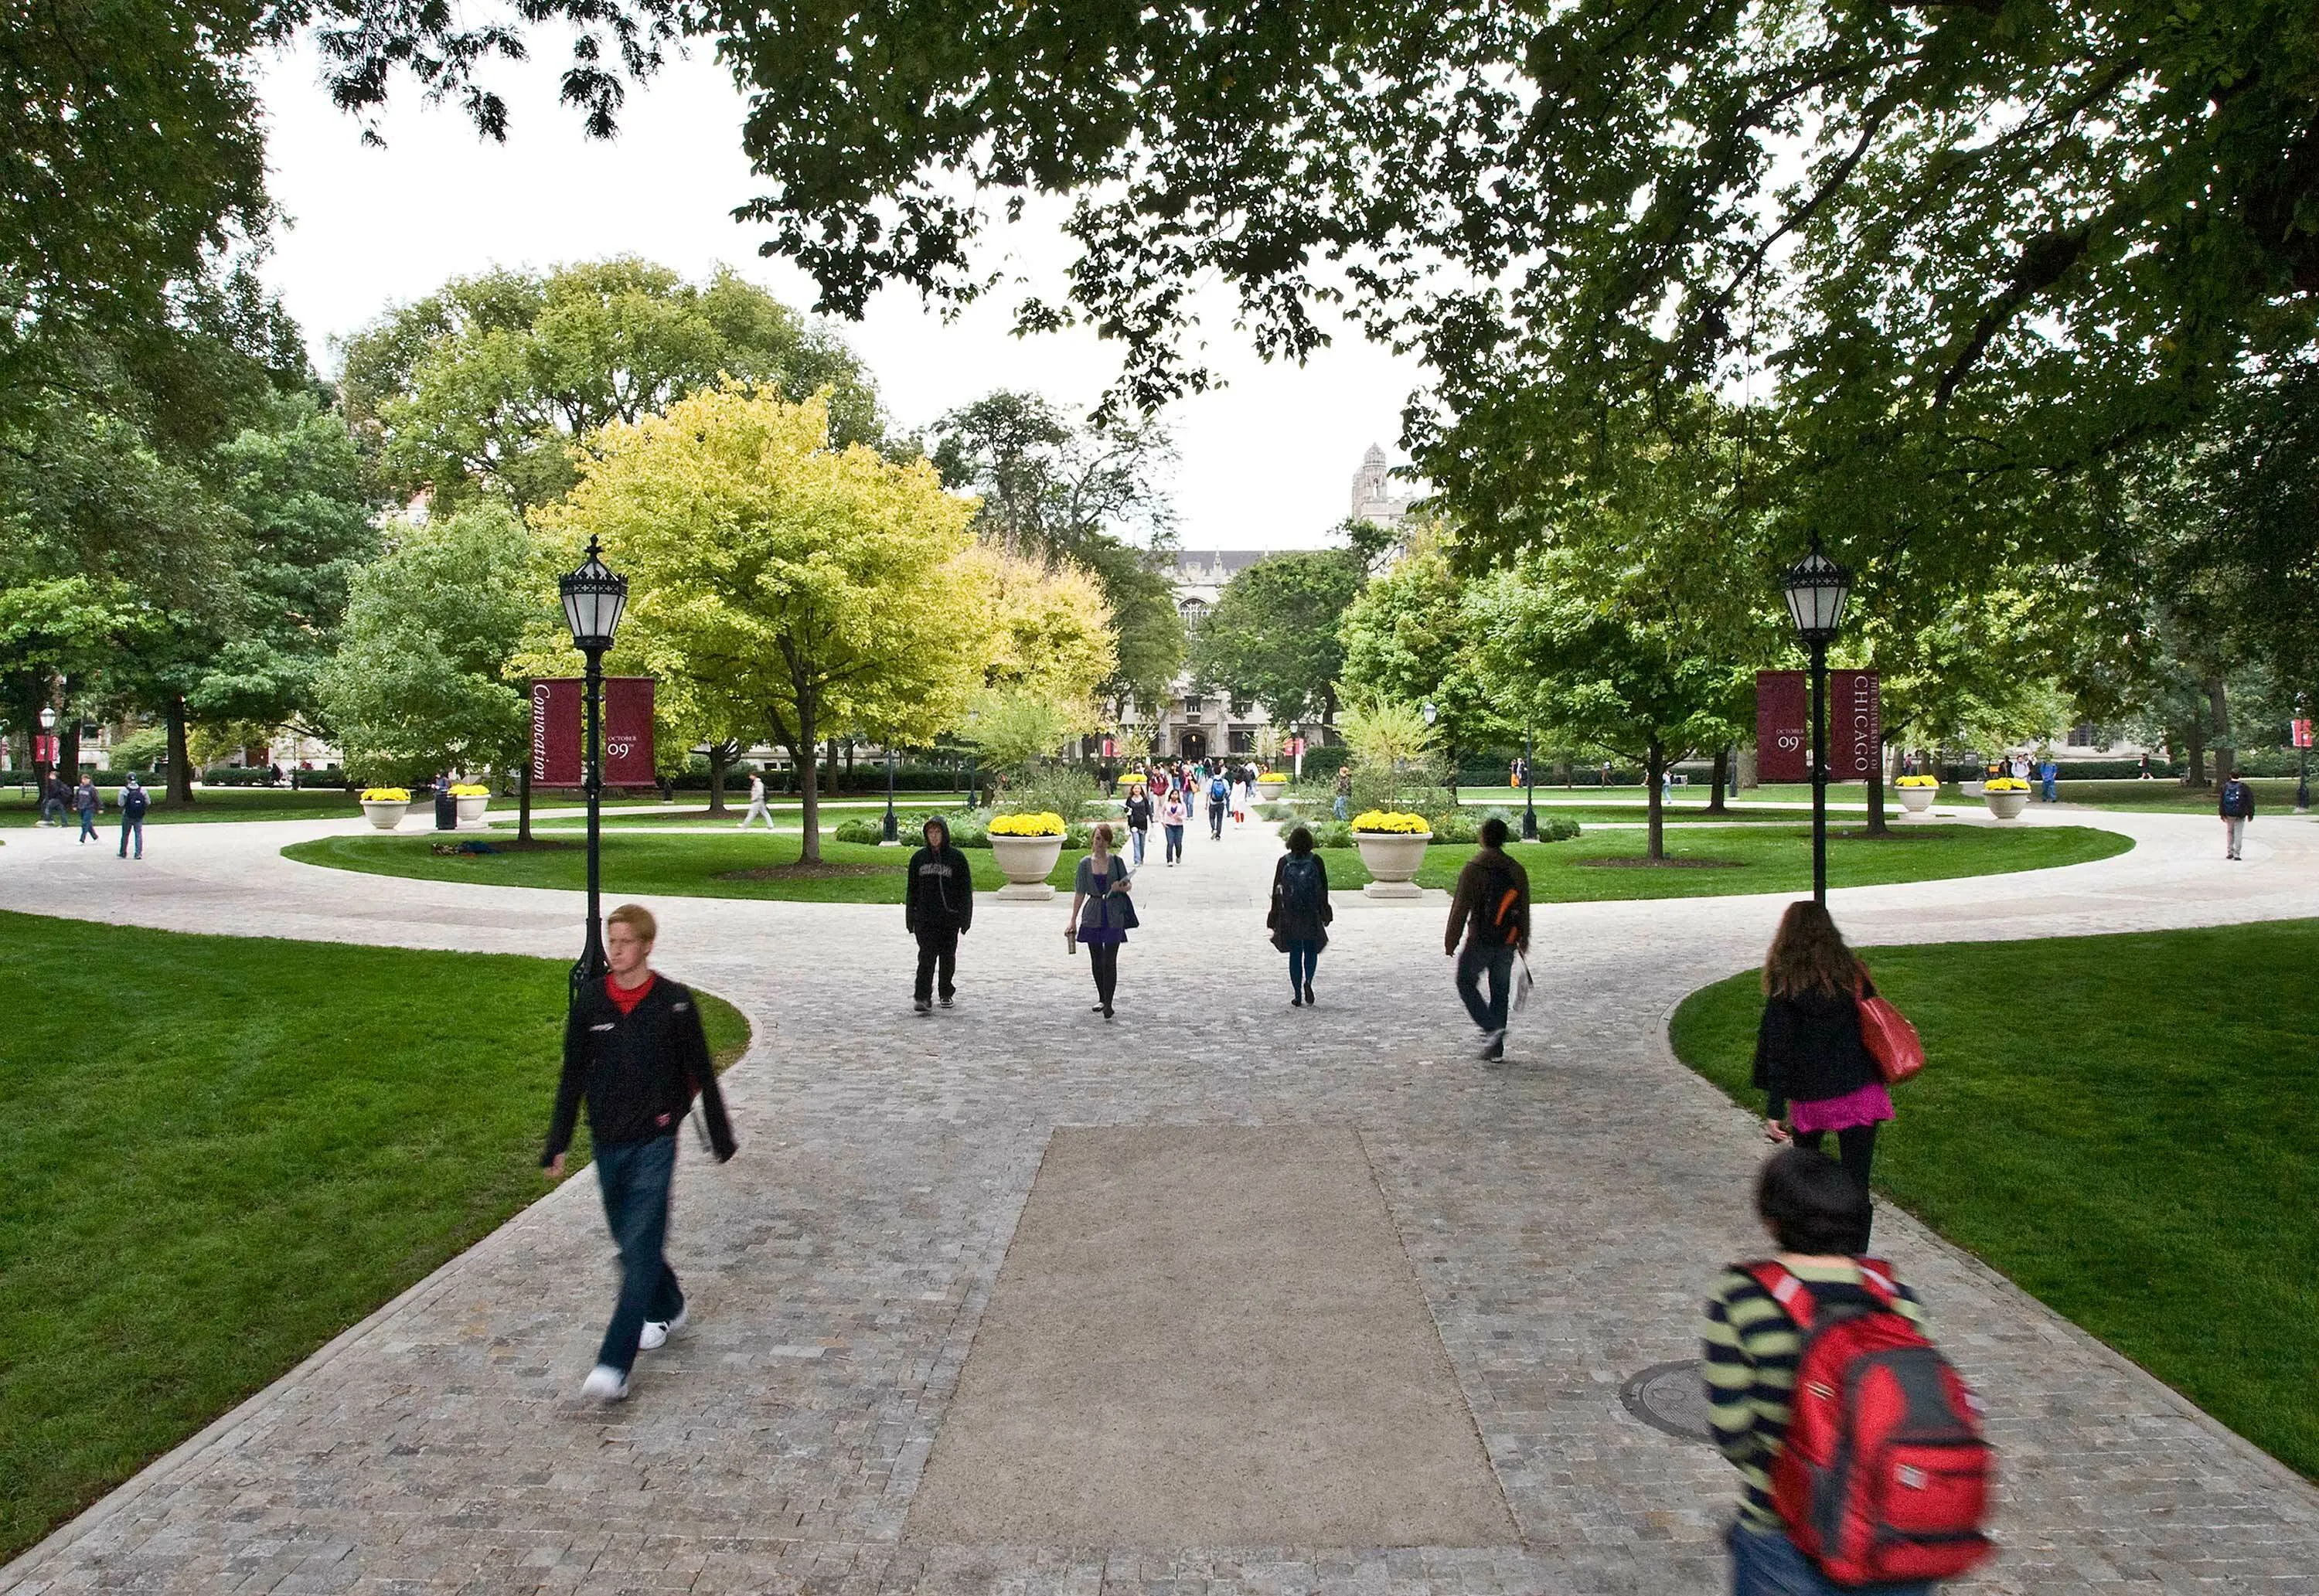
[2219,767,2255,859]
[1703,1147,1993,1594]
[1443,816,1528,1060]
[1268,825,1333,1006]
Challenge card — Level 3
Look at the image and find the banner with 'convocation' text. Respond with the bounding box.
[530,678,655,786]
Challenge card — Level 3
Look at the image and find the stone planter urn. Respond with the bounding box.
[1895,784,1936,815]
[360,800,410,831]
[1984,788,2029,821]
[455,795,489,827]
[1354,830,1433,899]
[989,832,1067,901]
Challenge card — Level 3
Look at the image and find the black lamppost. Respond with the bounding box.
[1521,722,1539,841]
[882,744,900,842]
[1780,536,1854,905]
[558,537,628,990]
[36,705,56,786]
[2298,693,2311,815]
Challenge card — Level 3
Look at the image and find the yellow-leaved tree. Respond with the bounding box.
[535,383,986,860]
[969,544,1116,713]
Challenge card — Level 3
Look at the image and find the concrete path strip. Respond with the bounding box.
[904,1125,1520,1547]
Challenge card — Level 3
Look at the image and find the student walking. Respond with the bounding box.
[1702,1147,1987,1595]
[543,903,737,1404]
[1160,788,1188,865]
[73,775,100,842]
[904,816,975,1012]
[2038,756,2058,802]
[1065,824,1134,1019]
[1752,900,1892,1228]
[1333,765,1351,821]
[1445,816,1530,1060]
[737,770,775,829]
[38,771,66,826]
[1269,825,1333,1006]
[117,774,148,859]
[2220,767,2255,859]
[1206,771,1229,839]
[1122,782,1153,866]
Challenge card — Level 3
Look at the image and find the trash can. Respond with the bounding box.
[434,785,458,830]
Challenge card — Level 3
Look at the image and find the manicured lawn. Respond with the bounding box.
[284,830,1088,902]
[0,788,369,827]
[2052,777,2303,813]
[0,911,750,1561]
[1310,822,2128,900]
[1668,922,2319,1481]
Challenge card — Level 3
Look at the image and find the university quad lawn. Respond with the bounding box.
[0,912,748,1561]
[283,830,1088,902]
[0,789,688,828]
[1316,822,2129,901]
[1670,921,2319,1480]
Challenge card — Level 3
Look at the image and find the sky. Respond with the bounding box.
[252,43,1428,550]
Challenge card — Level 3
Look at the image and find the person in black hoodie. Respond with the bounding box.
[544,903,737,1404]
[1751,901,1893,1230]
[904,815,976,1012]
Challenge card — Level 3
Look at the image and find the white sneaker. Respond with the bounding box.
[638,1307,689,1351]
[581,1364,629,1402]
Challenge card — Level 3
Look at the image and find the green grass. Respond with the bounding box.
[0,910,750,1561]
[0,788,369,826]
[283,829,1089,902]
[1309,822,2128,900]
[1667,922,2319,1480]
[2052,776,2304,813]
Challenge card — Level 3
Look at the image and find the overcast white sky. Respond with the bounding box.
[253,43,1426,550]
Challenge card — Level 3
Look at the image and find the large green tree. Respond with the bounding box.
[1337,533,1506,788]
[928,390,1183,717]
[339,260,884,515]
[1191,526,1387,731]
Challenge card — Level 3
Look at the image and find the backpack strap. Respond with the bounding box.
[1742,1261,1816,1331]
[1853,1257,1900,1309]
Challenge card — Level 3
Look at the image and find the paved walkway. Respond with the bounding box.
[3,805,2318,1593]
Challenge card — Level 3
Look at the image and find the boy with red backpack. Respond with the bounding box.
[1444,816,1529,1060]
[1703,1148,1994,1594]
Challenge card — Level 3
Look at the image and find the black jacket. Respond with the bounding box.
[2220,779,2256,819]
[1752,982,1878,1121]
[904,842,976,933]
[1446,848,1531,951]
[1124,791,1153,829]
[1268,852,1333,942]
[545,975,737,1162]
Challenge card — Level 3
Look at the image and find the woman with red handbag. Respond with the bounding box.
[1751,902,1898,1236]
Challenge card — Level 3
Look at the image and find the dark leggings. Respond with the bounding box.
[1088,942,1119,1008]
[1793,1122,1880,1235]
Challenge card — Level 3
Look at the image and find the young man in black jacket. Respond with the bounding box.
[543,903,737,1403]
[2219,767,2255,859]
[1445,817,1531,1060]
[904,816,976,1012]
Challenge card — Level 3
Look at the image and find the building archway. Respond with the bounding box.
[1179,730,1207,762]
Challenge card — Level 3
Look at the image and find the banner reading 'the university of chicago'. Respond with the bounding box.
[1756,670,1880,783]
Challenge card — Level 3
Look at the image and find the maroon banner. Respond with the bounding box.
[531,679,582,785]
[602,677,656,785]
[1756,671,1809,783]
[1831,670,1882,780]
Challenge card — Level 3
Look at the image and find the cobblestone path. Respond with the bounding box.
[3,804,2317,1593]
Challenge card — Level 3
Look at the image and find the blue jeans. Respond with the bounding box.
[1286,939,1321,994]
[118,817,143,858]
[1333,794,1348,820]
[1729,1522,1932,1596]
[1129,825,1146,864]
[593,1135,684,1373]
[1164,823,1183,862]
[77,808,97,840]
[1456,941,1515,1034]
[1208,801,1225,838]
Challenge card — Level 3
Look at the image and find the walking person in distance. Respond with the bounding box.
[904,815,974,1012]
[1703,1148,1986,1595]
[2219,767,2255,859]
[1269,825,1333,1006]
[543,903,738,1404]
[1066,823,1134,1018]
[73,773,100,842]
[1206,769,1229,839]
[1160,785,1188,866]
[737,768,775,830]
[1752,900,1893,1235]
[1333,765,1351,821]
[1122,779,1153,866]
[117,774,148,859]
[1444,816,1529,1060]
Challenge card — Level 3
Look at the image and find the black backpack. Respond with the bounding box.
[1280,854,1324,917]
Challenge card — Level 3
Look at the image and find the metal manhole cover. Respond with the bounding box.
[1620,1359,1713,1444]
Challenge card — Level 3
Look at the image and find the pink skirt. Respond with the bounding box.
[1789,1081,1895,1135]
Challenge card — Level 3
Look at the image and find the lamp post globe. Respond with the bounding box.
[1779,536,1853,905]
[558,537,628,993]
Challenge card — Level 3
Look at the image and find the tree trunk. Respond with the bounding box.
[2184,720,2208,788]
[1708,747,1729,815]
[1645,740,1666,860]
[705,741,735,815]
[518,764,533,844]
[1864,737,1890,835]
[165,693,194,803]
[2205,675,2234,787]
[60,718,82,781]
